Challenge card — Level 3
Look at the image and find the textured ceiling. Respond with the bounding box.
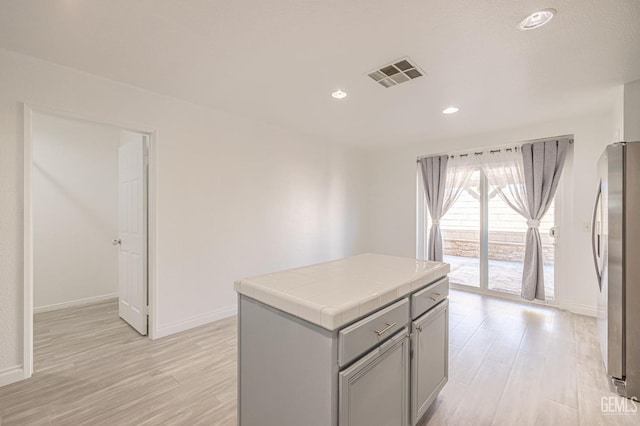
[1,0,639,147]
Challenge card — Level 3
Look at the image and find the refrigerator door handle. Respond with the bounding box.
[592,182,602,290]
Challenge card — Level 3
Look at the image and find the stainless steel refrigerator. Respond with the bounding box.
[593,141,640,399]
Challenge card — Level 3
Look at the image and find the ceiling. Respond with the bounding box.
[1,0,639,148]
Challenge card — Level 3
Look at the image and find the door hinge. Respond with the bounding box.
[144,305,150,315]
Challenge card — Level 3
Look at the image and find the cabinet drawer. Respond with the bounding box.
[338,299,409,367]
[411,277,449,319]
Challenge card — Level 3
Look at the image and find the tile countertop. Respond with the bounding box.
[234,253,450,331]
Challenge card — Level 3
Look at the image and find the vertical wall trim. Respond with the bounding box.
[147,131,159,340]
[416,166,427,260]
[23,104,34,379]
[479,171,489,290]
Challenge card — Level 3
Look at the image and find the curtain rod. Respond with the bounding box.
[416,134,574,162]
[416,147,518,162]
[453,146,518,158]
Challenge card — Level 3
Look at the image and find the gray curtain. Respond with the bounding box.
[419,155,448,261]
[520,139,570,300]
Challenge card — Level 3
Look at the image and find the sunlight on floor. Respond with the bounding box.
[444,254,554,299]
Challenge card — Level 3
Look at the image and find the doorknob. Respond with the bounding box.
[112,239,121,246]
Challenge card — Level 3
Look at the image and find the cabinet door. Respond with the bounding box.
[339,329,409,426]
[411,300,449,425]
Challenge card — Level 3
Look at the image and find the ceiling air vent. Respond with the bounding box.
[367,57,425,88]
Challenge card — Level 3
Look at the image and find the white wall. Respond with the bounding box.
[0,49,366,377]
[612,85,625,141]
[625,79,640,141]
[33,113,120,311]
[363,110,618,316]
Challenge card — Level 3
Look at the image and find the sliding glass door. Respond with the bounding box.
[441,169,481,288]
[430,165,557,300]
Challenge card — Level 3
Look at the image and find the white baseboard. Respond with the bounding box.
[34,293,118,313]
[154,305,237,339]
[0,366,25,388]
[570,303,597,317]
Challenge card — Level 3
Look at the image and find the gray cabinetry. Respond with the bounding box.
[238,273,449,426]
[339,299,409,367]
[339,329,410,426]
[411,300,449,425]
[238,297,337,426]
[411,277,449,317]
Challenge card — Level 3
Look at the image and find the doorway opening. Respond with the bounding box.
[23,105,157,380]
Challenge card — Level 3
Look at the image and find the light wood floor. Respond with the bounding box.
[0,300,236,425]
[418,291,638,426]
[0,291,637,425]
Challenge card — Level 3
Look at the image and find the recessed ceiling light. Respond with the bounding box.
[442,106,459,114]
[518,9,556,31]
[331,90,347,99]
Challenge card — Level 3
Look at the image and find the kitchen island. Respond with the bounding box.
[235,253,450,426]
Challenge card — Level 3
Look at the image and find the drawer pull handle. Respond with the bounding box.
[416,325,424,332]
[374,322,396,336]
[428,293,442,301]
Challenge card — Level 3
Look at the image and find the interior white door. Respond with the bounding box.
[118,133,148,335]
